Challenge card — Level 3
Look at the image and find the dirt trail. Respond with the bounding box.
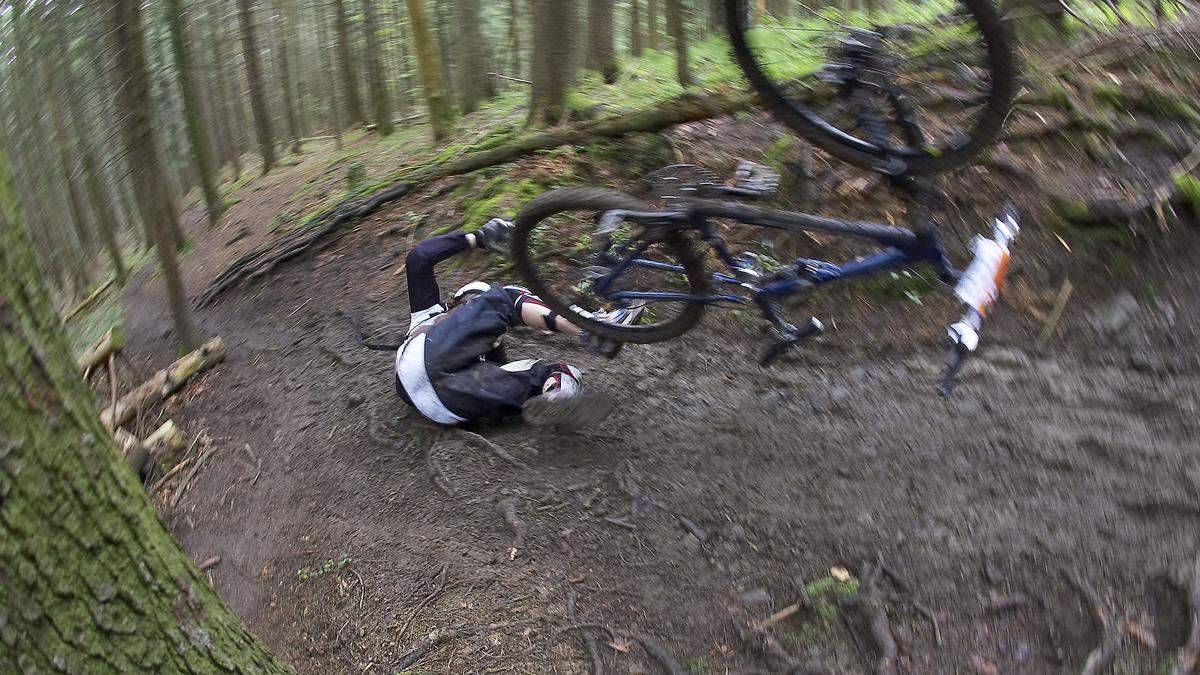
[116,115,1200,673]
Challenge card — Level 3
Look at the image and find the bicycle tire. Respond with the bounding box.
[512,188,710,344]
[726,0,1018,175]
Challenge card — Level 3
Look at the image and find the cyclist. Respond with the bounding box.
[395,218,639,427]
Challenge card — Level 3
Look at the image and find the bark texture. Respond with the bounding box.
[587,0,619,83]
[332,0,366,125]
[648,0,662,49]
[0,120,290,675]
[666,0,693,86]
[270,0,304,153]
[361,0,393,135]
[236,0,277,173]
[631,0,644,56]
[406,0,454,139]
[529,0,578,125]
[454,0,496,114]
[167,0,224,227]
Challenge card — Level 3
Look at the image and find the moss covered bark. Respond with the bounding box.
[0,126,290,674]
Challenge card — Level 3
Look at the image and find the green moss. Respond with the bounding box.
[459,178,546,228]
[1174,173,1200,213]
[764,136,795,172]
[345,162,366,192]
[1092,83,1123,109]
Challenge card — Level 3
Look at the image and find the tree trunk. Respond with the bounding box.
[528,0,578,126]
[508,0,522,79]
[315,0,345,146]
[631,0,644,57]
[454,0,496,114]
[433,0,457,107]
[236,0,278,174]
[647,0,662,49]
[44,75,96,266]
[362,0,394,133]
[0,133,290,672]
[204,1,242,177]
[707,0,725,33]
[106,0,200,351]
[269,0,304,153]
[766,0,790,19]
[586,0,618,83]
[406,0,454,140]
[333,0,367,126]
[666,0,693,86]
[167,0,224,227]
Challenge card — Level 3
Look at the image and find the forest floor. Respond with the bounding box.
[100,28,1200,675]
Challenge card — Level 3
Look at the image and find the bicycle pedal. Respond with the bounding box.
[759,317,824,367]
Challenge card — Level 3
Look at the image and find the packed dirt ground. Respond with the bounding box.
[106,45,1200,673]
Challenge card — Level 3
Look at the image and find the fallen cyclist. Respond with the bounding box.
[394,218,640,427]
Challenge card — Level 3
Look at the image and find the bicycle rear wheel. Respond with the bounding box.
[727,0,1017,175]
[512,188,709,344]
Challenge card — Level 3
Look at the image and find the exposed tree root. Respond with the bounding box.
[398,563,450,640]
[196,90,755,307]
[568,589,605,675]
[1060,567,1123,675]
[848,563,899,675]
[628,632,689,675]
[454,428,531,470]
[497,497,527,560]
[734,617,834,675]
[1170,554,1200,675]
[393,620,533,671]
[425,431,453,496]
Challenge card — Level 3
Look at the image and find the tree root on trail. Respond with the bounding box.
[398,563,451,640]
[558,624,689,675]
[196,90,756,307]
[1169,555,1200,675]
[393,620,535,671]
[567,589,604,675]
[425,432,453,496]
[1059,567,1123,675]
[454,429,531,470]
[734,617,834,675]
[844,562,899,675]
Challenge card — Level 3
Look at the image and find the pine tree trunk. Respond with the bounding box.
[315,0,345,146]
[406,0,453,140]
[220,0,250,177]
[270,0,304,153]
[106,0,199,351]
[333,0,367,126]
[236,0,278,174]
[647,0,662,49]
[666,0,693,86]
[631,0,644,57]
[586,0,618,83]
[205,1,242,176]
[43,62,97,266]
[0,134,291,673]
[167,0,224,227]
[529,0,578,126]
[434,0,457,106]
[454,0,495,114]
[362,0,394,133]
[508,0,522,79]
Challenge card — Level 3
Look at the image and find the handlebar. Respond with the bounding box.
[937,205,1019,397]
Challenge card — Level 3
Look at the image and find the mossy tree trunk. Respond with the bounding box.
[333,0,367,126]
[236,0,277,174]
[666,0,693,86]
[647,0,662,49]
[586,0,619,83]
[362,0,394,134]
[269,0,304,153]
[528,0,578,126]
[106,0,199,351]
[406,0,454,140]
[0,131,290,674]
[454,0,496,115]
[631,0,644,57]
[167,0,224,227]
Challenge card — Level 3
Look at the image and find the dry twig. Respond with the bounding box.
[568,589,604,675]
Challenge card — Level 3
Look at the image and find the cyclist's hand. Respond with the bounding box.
[474,218,514,254]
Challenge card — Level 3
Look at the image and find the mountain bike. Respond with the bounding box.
[510,0,1020,395]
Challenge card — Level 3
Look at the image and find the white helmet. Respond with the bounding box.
[451,281,491,307]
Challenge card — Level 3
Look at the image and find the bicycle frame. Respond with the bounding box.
[595,198,960,309]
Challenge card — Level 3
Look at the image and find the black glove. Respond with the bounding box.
[474,218,514,254]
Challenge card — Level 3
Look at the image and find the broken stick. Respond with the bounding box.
[78,325,125,376]
[114,420,184,478]
[100,337,226,429]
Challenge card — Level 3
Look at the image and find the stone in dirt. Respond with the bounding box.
[1091,290,1140,336]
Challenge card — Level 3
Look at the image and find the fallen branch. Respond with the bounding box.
[1060,567,1122,675]
[196,90,757,306]
[1037,279,1075,352]
[628,632,689,675]
[399,563,450,640]
[1170,554,1200,675]
[63,276,117,322]
[114,420,184,478]
[78,326,125,376]
[568,589,604,675]
[488,71,532,85]
[99,338,226,430]
[498,498,528,560]
[170,437,214,509]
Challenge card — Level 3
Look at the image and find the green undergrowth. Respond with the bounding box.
[785,571,861,651]
[66,245,155,360]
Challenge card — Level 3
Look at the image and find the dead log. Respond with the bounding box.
[100,338,226,430]
[78,326,125,375]
[115,420,185,478]
[196,90,757,307]
[63,276,117,322]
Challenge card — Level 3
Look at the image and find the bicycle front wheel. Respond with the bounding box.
[727,0,1017,175]
[512,188,710,344]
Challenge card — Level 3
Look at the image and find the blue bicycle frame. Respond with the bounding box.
[594,198,959,308]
